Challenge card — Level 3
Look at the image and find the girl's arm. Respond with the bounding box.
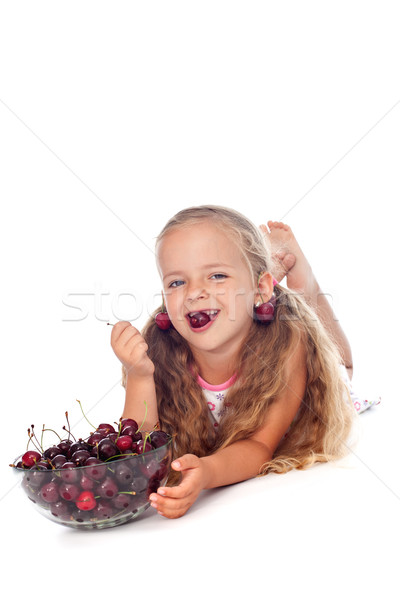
[110,321,159,431]
[150,339,307,518]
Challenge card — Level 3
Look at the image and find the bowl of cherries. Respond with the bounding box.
[10,407,173,530]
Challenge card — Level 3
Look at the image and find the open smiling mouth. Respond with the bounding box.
[186,309,220,331]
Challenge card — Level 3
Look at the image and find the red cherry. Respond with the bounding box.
[155,312,172,330]
[254,301,275,322]
[76,490,97,511]
[22,450,42,467]
[116,435,133,451]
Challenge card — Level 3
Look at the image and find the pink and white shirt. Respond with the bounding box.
[196,373,237,428]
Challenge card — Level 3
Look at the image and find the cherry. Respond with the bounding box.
[149,431,169,448]
[120,418,138,430]
[59,482,80,501]
[40,481,60,503]
[71,449,91,466]
[75,490,97,511]
[125,475,148,494]
[116,435,133,451]
[87,431,106,445]
[155,312,172,330]
[22,450,41,467]
[80,473,95,490]
[60,462,79,482]
[107,432,118,444]
[84,457,107,481]
[25,467,49,488]
[57,439,73,455]
[50,500,71,519]
[97,423,115,435]
[136,439,153,454]
[97,438,118,461]
[43,446,62,461]
[112,493,135,510]
[254,301,275,322]
[188,312,210,328]
[71,508,92,523]
[121,425,142,441]
[68,440,91,458]
[92,500,115,520]
[96,476,118,499]
[113,462,134,486]
[51,454,68,469]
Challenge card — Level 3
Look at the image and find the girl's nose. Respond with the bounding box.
[186,284,209,303]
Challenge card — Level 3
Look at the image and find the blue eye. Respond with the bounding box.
[169,280,184,288]
[211,274,227,280]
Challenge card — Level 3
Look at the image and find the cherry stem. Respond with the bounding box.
[257,272,265,305]
[64,412,73,441]
[31,424,43,453]
[107,322,115,326]
[62,424,76,442]
[137,400,148,433]
[143,432,150,453]
[76,399,96,430]
[42,427,62,443]
[104,452,139,462]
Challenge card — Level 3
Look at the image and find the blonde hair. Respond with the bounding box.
[124,205,355,481]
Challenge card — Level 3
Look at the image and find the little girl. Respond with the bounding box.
[110,205,358,519]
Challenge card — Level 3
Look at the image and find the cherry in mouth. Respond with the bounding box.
[188,312,211,328]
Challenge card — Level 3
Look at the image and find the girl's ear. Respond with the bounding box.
[255,272,274,305]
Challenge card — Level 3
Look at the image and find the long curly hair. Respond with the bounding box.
[124,205,355,479]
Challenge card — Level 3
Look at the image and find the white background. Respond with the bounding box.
[1,1,399,598]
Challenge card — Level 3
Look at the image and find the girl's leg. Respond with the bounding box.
[261,221,353,379]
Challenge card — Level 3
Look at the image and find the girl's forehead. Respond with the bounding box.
[156,222,243,271]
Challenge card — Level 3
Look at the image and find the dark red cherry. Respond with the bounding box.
[80,473,95,490]
[149,431,169,448]
[43,446,62,461]
[92,500,115,520]
[96,476,118,499]
[59,482,80,502]
[113,462,134,486]
[87,431,107,445]
[40,481,60,503]
[112,493,135,511]
[71,449,91,466]
[97,423,115,435]
[50,500,71,519]
[121,425,141,441]
[97,438,118,461]
[51,454,68,469]
[136,439,153,454]
[57,439,73,455]
[84,457,107,481]
[120,418,138,430]
[254,301,275,322]
[188,312,210,328]
[155,312,172,330]
[60,462,79,482]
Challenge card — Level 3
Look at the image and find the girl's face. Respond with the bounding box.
[156,221,257,359]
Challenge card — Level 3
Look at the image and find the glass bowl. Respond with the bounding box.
[12,435,172,530]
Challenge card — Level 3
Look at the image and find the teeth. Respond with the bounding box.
[188,310,218,317]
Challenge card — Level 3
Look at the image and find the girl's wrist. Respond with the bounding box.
[199,455,216,490]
